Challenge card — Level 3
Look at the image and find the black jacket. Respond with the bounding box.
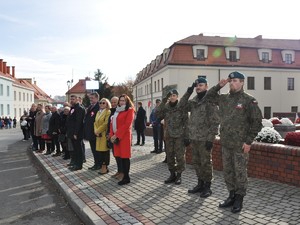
[134,106,146,131]
[66,103,85,139]
[83,103,100,141]
[48,111,61,135]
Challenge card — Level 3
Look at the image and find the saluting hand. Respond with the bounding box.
[219,78,229,88]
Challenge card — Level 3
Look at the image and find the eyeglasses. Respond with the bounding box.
[100,102,106,105]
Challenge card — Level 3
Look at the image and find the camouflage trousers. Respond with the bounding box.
[191,140,213,182]
[222,146,249,196]
[165,137,186,173]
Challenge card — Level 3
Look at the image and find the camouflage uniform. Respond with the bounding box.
[180,91,219,182]
[206,84,262,196]
[156,96,188,174]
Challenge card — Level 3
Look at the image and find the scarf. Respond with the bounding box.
[112,105,126,133]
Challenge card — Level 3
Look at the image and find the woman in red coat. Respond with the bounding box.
[110,94,135,185]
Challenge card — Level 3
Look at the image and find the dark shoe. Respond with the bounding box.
[91,166,101,170]
[140,143,145,146]
[52,152,61,157]
[231,194,244,213]
[44,151,51,155]
[67,162,74,166]
[162,157,167,163]
[156,149,162,154]
[174,173,181,185]
[118,178,130,185]
[63,156,70,160]
[70,166,82,171]
[219,190,236,208]
[164,171,176,184]
[200,182,212,198]
[134,143,140,146]
[88,165,96,170]
[150,149,157,153]
[98,169,109,175]
[188,179,204,194]
[83,159,86,163]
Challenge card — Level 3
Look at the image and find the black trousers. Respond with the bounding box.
[89,139,97,165]
[153,124,163,150]
[95,150,110,167]
[52,134,61,153]
[71,138,83,168]
[121,158,130,180]
[112,146,122,172]
[136,129,145,144]
[22,128,29,140]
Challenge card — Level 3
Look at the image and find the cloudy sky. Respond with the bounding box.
[0,0,299,96]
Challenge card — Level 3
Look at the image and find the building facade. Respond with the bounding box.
[133,34,300,120]
[0,63,13,117]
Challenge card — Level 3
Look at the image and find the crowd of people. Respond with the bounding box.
[19,71,263,213]
[0,116,16,129]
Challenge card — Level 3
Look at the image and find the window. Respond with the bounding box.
[262,52,269,63]
[288,78,294,90]
[30,94,33,102]
[229,51,237,62]
[14,108,16,118]
[7,86,10,96]
[0,84,3,96]
[19,92,21,101]
[285,54,292,64]
[264,107,271,119]
[158,80,160,91]
[247,77,255,90]
[161,78,164,90]
[19,108,21,117]
[7,104,10,115]
[154,81,157,92]
[291,106,298,113]
[14,91,16,100]
[264,77,271,90]
[23,93,25,101]
[0,104,3,115]
[27,93,29,102]
[196,49,205,60]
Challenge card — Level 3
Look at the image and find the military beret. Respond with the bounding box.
[228,71,245,79]
[170,89,179,96]
[155,99,161,103]
[195,77,207,84]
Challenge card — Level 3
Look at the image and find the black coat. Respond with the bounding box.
[66,103,85,140]
[134,106,146,131]
[83,103,100,141]
[48,111,61,135]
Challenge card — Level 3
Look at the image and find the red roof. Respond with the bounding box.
[66,78,92,94]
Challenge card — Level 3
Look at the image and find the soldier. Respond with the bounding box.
[206,71,263,213]
[156,89,188,185]
[180,77,219,198]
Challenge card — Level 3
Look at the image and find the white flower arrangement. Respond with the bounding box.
[279,118,293,126]
[262,119,273,128]
[255,127,282,143]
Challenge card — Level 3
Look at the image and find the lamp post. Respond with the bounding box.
[67,79,73,102]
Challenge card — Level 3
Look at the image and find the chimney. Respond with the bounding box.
[34,80,37,85]
[7,66,10,75]
[0,59,3,73]
[12,66,15,78]
[255,35,262,39]
[3,62,7,74]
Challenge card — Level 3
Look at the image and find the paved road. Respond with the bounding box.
[0,128,83,225]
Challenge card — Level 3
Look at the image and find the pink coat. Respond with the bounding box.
[110,108,134,158]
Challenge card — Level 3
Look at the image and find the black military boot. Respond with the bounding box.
[174,173,181,185]
[219,190,236,208]
[188,179,204,194]
[200,182,212,198]
[231,194,244,213]
[164,170,176,184]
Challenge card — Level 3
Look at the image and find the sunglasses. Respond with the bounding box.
[100,102,106,105]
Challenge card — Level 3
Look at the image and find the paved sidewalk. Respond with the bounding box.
[32,135,300,225]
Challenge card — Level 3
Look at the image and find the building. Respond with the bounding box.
[0,59,13,117]
[133,34,300,120]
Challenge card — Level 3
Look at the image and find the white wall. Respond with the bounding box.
[13,84,34,118]
[0,76,13,117]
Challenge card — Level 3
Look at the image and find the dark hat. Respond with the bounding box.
[195,77,207,84]
[228,71,245,79]
[170,89,179,96]
[155,99,161,103]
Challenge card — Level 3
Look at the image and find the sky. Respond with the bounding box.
[0,0,299,97]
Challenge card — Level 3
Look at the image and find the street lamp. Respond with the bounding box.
[67,79,73,102]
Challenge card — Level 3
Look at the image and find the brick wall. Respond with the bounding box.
[186,137,300,187]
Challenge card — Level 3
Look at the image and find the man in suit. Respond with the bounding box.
[134,102,146,146]
[48,106,62,156]
[83,92,100,170]
[66,95,86,171]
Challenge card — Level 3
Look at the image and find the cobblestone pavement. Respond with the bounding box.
[32,135,300,225]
